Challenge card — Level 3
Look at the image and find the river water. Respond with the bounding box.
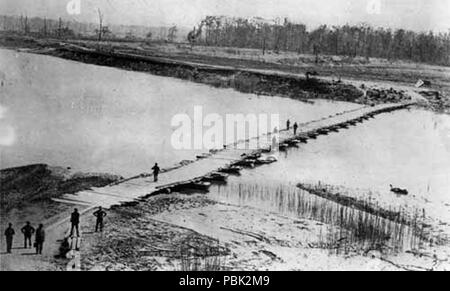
[0,48,359,175]
[208,108,450,228]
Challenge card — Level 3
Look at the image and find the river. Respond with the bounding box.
[0,48,359,175]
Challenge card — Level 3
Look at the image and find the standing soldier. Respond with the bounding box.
[21,221,35,249]
[93,207,107,232]
[70,209,80,237]
[293,122,299,136]
[152,163,160,182]
[4,223,15,253]
[286,119,291,130]
[35,224,45,255]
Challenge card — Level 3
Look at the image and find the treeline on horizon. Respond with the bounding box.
[193,16,450,66]
[1,14,449,66]
[0,15,181,41]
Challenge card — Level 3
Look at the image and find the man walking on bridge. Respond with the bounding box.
[152,163,161,182]
[35,224,45,255]
[4,223,15,254]
[21,221,35,249]
[93,207,107,232]
[70,209,80,237]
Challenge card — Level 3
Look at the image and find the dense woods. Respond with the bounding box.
[192,16,450,66]
[1,14,449,66]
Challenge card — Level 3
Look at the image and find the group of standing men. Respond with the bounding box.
[4,222,45,255]
[4,207,108,255]
[70,207,107,237]
[3,162,164,255]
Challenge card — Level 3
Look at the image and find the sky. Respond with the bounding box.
[0,0,449,32]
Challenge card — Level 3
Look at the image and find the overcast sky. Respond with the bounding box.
[1,0,449,32]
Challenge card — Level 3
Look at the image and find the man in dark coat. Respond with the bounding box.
[4,223,15,253]
[35,224,45,255]
[70,209,80,237]
[152,163,160,182]
[293,122,299,135]
[93,207,107,232]
[21,221,35,249]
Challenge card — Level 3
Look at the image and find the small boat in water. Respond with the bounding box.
[202,172,228,183]
[189,181,212,191]
[173,181,212,193]
[328,126,339,133]
[298,137,308,143]
[196,153,210,159]
[255,155,278,165]
[219,166,243,175]
[241,152,262,160]
[390,184,408,195]
[307,133,318,139]
[317,129,329,135]
[278,143,289,151]
[233,159,255,168]
[286,139,301,146]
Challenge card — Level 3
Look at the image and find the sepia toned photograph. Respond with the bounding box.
[0,0,449,273]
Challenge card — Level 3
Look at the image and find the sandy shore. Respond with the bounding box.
[78,193,449,271]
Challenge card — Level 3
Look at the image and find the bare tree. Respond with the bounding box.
[97,8,103,41]
[168,25,178,42]
[58,17,62,38]
[43,18,47,36]
[19,14,29,34]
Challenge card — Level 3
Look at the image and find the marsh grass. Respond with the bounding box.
[216,183,428,255]
[178,237,226,271]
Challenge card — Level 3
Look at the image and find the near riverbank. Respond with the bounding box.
[79,192,449,271]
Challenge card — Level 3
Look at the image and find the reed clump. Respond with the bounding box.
[218,183,429,255]
[179,237,226,271]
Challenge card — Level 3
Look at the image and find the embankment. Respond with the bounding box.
[51,46,412,105]
[0,164,122,211]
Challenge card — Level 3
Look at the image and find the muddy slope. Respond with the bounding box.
[50,47,389,104]
[0,164,122,211]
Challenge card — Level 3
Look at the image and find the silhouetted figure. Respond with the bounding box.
[4,223,15,253]
[293,122,299,135]
[70,209,80,237]
[272,136,278,151]
[286,120,291,130]
[35,224,45,255]
[93,207,107,232]
[152,163,160,182]
[21,222,35,249]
